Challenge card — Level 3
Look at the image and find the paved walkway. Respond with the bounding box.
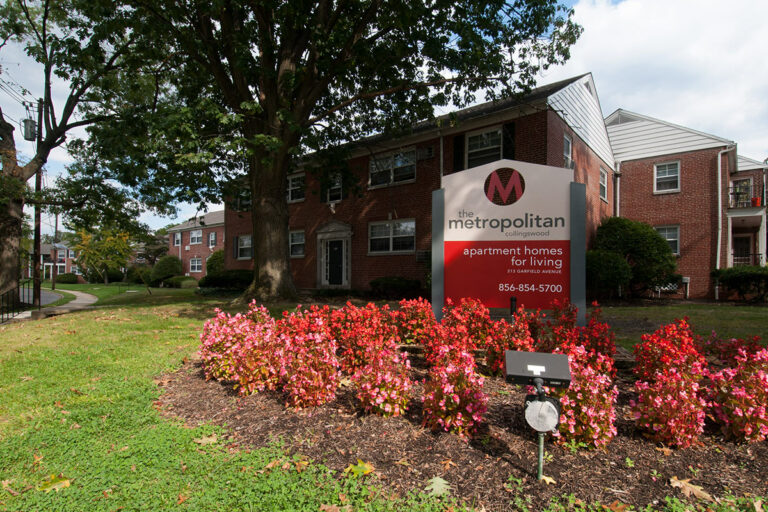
[11,289,99,321]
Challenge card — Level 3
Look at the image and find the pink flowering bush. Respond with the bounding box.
[485,309,536,376]
[422,350,487,439]
[697,332,763,366]
[277,306,341,409]
[393,297,437,346]
[354,346,413,417]
[330,302,399,375]
[552,345,618,449]
[708,348,768,442]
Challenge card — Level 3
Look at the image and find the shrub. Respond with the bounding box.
[125,265,150,284]
[369,276,422,299]
[198,269,253,289]
[150,255,183,286]
[393,297,437,346]
[56,272,78,284]
[485,309,536,376]
[633,319,706,381]
[163,276,198,288]
[553,345,618,449]
[696,332,763,366]
[199,308,253,382]
[426,298,493,365]
[708,348,768,442]
[354,346,412,417]
[593,217,677,297]
[330,302,399,375]
[712,266,768,302]
[206,249,225,275]
[586,249,632,299]
[86,267,124,284]
[422,350,487,439]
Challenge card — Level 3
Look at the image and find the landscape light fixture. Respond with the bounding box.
[505,351,571,481]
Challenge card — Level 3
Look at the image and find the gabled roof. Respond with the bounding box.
[605,109,734,162]
[737,155,768,172]
[168,209,225,232]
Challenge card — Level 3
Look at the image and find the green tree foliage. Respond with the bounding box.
[711,266,768,303]
[150,255,183,286]
[73,229,133,284]
[85,0,581,301]
[593,217,678,297]
[586,249,632,299]
[205,249,224,276]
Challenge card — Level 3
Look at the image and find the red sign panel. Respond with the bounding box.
[444,240,570,309]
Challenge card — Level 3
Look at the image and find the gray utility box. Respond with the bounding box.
[504,351,571,388]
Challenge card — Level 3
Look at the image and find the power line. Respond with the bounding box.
[0,77,29,105]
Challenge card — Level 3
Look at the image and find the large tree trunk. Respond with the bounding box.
[0,189,24,296]
[238,151,298,303]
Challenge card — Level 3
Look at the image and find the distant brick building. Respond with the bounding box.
[606,110,767,299]
[226,74,615,292]
[167,210,225,278]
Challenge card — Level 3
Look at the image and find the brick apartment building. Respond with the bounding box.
[225,74,615,291]
[606,109,767,299]
[167,210,225,278]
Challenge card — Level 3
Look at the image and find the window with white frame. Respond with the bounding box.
[370,150,416,187]
[237,235,252,259]
[287,173,306,202]
[655,225,680,255]
[599,168,608,201]
[190,229,202,244]
[326,173,343,203]
[56,264,66,275]
[731,178,752,207]
[654,162,680,193]
[173,232,181,246]
[563,134,573,168]
[208,232,217,247]
[369,219,416,253]
[289,231,305,257]
[71,266,81,275]
[190,257,203,273]
[68,250,76,258]
[466,128,502,169]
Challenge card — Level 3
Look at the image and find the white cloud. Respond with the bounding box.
[543,0,768,160]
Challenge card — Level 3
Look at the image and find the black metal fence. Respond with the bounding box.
[0,279,32,323]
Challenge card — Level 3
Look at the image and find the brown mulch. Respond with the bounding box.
[156,354,768,511]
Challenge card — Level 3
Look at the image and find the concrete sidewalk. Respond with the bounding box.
[12,289,99,321]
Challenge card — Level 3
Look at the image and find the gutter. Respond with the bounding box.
[715,145,737,270]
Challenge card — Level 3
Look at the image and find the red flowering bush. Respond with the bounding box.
[633,319,706,381]
[552,345,618,449]
[580,304,616,359]
[277,306,341,409]
[440,298,494,349]
[630,368,708,448]
[394,297,437,346]
[330,302,399,375]
[709,348,768,442]
[697,332,763,366]
[422,350,487,439]
[354,346,413,417]
[485,309,536,375]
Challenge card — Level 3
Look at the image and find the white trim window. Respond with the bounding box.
[369,219,416,254]
[289,231,305,258]
[326,173,343,203]
[190,257,203,273]
[71,266,81,276]
[208,231,217,248]
[654,162,680,193]
[190,229,203,245]
[56,264,66,275]
[370,150,416,187]
[173,232,181,246]
[731,177,752,208]
[236,235,253,259]
[563,134,573,168]
[68,249,76,258]
[655,225,680,255]
[466,128,502,169]
[599,168,608,202]
[287,173,306,203]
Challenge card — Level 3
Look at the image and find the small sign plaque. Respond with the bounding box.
[504,351,571,388]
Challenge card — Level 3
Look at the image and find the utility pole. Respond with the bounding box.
[51,213,58,291]
[33,98,42,310]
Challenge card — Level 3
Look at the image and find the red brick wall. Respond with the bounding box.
[618,148,733,298]
[168,225,225,278]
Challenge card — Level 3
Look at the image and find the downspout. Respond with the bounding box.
[615,161,621,217]
[715,145,736,270]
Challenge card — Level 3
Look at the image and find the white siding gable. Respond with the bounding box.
[606,109,733,163]
[547,74,614,170]
[737,155,768,172]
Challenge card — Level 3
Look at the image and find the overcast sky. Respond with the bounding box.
[1,0,766,233]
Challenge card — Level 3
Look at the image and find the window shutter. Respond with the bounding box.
[453,134,465,172]
[233,236,239,259]
[502,123,515,160]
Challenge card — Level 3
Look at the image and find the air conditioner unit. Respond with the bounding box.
[185,245,190,251]
[184,273,190,277]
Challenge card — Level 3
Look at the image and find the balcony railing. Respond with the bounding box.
[732,253,762,266]
[728,184,764,208]
[1,279,32,324]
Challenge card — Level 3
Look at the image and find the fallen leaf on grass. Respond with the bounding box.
[37,474,70,493]
[177,494,189,505]
[319,505,351,512]
[20,376,33,381]
[344,459,374,478]
[753,500,762,512]
[669,476,714,502]
[655,447,673,456]
[193,433,218,446]
[540,475,556,485]
[2,480,19,496]
[424,476,451,497]
[603,500,631,512]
